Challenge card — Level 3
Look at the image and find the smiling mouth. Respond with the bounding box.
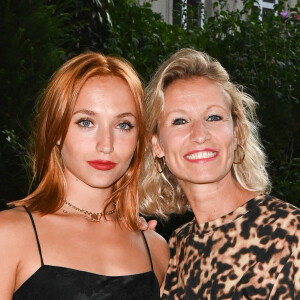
[185,151,217,160]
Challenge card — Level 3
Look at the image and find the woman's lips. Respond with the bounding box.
[87,160,117,170]
[184,149,218,162]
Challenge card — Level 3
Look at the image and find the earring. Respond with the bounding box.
[154,156,166,173]
[233,144,245,164]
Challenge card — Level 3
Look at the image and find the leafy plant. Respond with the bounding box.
[0,0,299,209]
[0,0,73,200]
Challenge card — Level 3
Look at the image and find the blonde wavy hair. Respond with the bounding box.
[139,48,270,220]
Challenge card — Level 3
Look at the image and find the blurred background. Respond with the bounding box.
[1,0,299,239]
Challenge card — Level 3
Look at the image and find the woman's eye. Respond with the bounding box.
[77,119,93,128]
[118,121,133,131]
[172,118,187,125]
[207,114,222,121]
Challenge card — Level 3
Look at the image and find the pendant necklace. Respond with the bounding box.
[63,201,116,222]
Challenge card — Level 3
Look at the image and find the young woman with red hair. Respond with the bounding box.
[0,52,168,299]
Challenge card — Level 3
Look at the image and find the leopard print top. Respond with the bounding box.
[162,194,300,299]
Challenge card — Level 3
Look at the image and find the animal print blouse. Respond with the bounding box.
[162,194,300,299]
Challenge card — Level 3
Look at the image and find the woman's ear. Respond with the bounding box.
[152,134,165,158]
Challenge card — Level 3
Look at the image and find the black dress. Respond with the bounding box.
[13,207,160,300]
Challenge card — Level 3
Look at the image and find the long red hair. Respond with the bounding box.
[10,52,145,230]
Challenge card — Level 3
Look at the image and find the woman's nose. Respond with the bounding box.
[96,127,114,154]
[190,120,210,144]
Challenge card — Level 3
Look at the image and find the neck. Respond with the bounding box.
[179,173,257,224]
[64,172,113,212]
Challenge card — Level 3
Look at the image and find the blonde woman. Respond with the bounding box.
[0,52,169,299]
[140,48,300,299]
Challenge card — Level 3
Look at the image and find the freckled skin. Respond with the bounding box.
[162,195,300,300]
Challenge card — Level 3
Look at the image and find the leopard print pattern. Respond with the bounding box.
[162,195,300,299]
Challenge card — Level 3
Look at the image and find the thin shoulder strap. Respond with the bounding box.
[23,206,44,266]
[141,231,154,271]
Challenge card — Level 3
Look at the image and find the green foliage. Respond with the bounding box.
[48,0,113,55]
[272,158,300,202]
[0,0,73,200]
[0,1,69,129]
[106,0,197,81]
[0,0,299,208]
[197,0,300,205]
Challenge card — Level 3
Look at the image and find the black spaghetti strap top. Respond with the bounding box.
[13,207,160,300]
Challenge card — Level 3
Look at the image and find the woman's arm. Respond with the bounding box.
[0,210,21,298]
[143,230,170,296]
[269,245,300,298]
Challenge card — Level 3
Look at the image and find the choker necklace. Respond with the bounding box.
[63,201,116,222]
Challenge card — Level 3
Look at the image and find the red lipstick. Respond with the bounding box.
[87,160,117,170]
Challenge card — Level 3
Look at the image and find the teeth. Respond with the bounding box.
[186,151,217,160]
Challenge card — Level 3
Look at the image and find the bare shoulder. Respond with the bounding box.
[0,207,31,245]
[144,229,169,253]
[0,206,30,226]
[0,207,25,228]
[143,229,170,287]
[0,207,32,298]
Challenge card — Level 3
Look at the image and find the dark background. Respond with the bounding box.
[1,0,299,239]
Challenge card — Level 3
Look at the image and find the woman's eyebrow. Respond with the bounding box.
[163,108,188,117]
[73,109,95,116]
[73,110,137,119]
[117,112,137,119]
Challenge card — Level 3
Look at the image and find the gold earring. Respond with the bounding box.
[233,144,245,164]
[154,156,166,173]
